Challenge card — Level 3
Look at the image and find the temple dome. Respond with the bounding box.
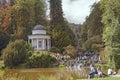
[33,25,45,30]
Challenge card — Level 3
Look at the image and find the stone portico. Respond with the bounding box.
[28,25,51,51]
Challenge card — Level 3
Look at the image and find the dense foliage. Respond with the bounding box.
[2,39,32,68]
[50,0,64,29]
[51,27,71,50]
[0,4,12,33]
[49,47,60,53]
[50,0,76,50]
[80,2,104,52]
[0,0,47,40]
[83,35,103,52]
[26,52,57,68]
[12,0,47,40]
[0,30,10,55]
[64,45,77,58]
[100,0,120,69]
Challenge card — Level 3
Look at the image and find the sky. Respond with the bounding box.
[46,0,100,24]
[62,0,100,24]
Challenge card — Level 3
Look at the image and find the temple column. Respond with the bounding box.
[31,39,33,47]
[47,39,49,50]
[43,39,45,50]
[49,39,51,49]
[36,38,39,50]
[47,39,51,50]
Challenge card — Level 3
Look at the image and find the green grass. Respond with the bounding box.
[78,77,120,80]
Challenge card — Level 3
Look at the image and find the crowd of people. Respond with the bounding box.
[54,50,117,79]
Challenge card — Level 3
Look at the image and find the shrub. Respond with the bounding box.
[51,28,71,51]
[83,35,103,52]
[0,30,10,55]
[49,47,60,53]
[2,39,32,68]
[64,45,77,58]
[26,52,57,68]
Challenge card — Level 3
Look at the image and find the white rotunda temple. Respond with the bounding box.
[28,25,51,51]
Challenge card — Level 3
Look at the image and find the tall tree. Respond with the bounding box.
[0,3,13,33]
[34,0,47,26]
[12,0,34,40]
[80,2,104,52]
[87,3,103,38]
[100,0,120,69]
[50,0,64,29]
[50,0,76,50]
[12,0,47,40]
[79,21,88,47]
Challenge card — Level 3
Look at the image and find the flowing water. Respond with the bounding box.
[0,68,90,80]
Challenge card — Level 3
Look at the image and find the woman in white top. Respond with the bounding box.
[108,68,113,75]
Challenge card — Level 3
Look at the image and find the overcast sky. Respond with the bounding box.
[46,0,100,24]
[62,0,100,24]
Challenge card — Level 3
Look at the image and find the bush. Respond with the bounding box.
[114,55,120,69]
[26,52,57,68]
[83,35,103,52]
[2,39,32,68]
[64,45,77,58]
[49,47,60,53]
[51,28,71,51]
[0,30,10,55]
